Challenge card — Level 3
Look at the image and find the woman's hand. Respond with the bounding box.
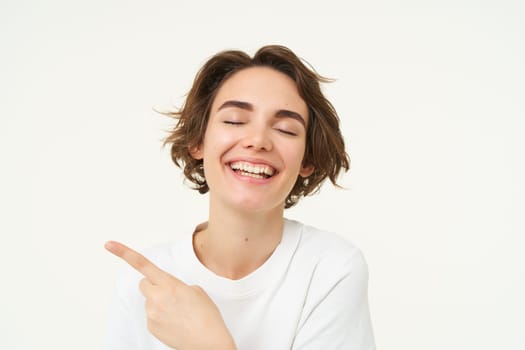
[105,241,237,350]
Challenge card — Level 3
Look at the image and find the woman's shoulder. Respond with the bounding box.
[284,219,370,310]
[285,218,369,274]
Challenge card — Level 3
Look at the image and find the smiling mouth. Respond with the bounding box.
[229,161,276,179]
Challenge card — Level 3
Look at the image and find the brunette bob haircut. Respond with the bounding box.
[164,45,350,208]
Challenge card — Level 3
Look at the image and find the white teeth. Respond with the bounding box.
[238,171,264,179]
[229,161,275,177]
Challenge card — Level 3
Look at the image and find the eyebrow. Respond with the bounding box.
[217,100,306,128]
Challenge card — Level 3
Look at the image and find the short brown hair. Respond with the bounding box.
[164,45,350,208]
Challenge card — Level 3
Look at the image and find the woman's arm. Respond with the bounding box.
[292,249,376,350]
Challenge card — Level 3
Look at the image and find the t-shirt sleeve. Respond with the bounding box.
[291,248,376,350]
[105,269,143,350]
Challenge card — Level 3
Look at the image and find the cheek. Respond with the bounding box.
[283,144,307,167]
[201,129,237,160]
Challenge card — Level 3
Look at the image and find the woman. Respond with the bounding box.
[105,45,375,349]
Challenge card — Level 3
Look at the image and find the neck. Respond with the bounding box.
[193,200,285,280]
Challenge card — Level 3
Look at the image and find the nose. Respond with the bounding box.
[241,124,273,151]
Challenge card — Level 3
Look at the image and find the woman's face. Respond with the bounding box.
[191,66,314,213]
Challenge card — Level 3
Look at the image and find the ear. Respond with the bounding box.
[189,144,203,160]
[299,164,314,178]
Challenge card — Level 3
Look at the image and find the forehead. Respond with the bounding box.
[211,67,308,116]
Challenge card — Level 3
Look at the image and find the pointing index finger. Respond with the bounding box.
[105,241,170,285]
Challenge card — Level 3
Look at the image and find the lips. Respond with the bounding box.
[228,161,277,179]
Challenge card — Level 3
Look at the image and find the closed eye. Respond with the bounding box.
[223,121,244,125]
[277,129,297,136]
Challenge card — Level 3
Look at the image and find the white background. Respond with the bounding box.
[1,1,524,349]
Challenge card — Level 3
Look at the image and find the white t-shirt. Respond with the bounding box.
[106,219,376,349]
